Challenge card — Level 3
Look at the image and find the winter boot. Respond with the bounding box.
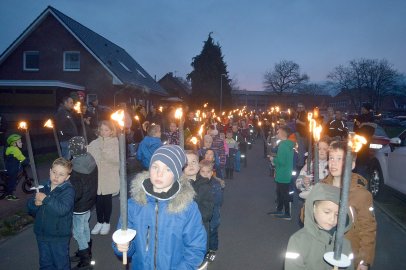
[74,248,92,269]
[70,250,81,262]
[88,239,92,258]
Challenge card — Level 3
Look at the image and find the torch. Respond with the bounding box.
[73,101,88,145]
[190,136,199,151]
[312,122,322,183]
[18,121,43,192]
[111,110,136,265]
[134,115,144,139]
[306,112,313,175]
[44,119,62,158]
[324,132,366,269]
[175,108,184,149]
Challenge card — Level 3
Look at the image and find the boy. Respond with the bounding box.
[199,159,225,262]
[285,183,354,270]
[5,134,29,201]
[113,145,206,269]
[184,150,214,240]
[268,126,294,220]
[321,141,376,269]
[27,158,75,270]
[68,136,98,269]
[224,129,238,179]
[162,121,180,145]
[136,124,163,169]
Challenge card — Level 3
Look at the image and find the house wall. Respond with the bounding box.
[0,14,115,106]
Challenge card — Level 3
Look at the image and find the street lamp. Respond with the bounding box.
[220,74,226,113]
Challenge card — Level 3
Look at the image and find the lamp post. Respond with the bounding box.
[220,74,226,113]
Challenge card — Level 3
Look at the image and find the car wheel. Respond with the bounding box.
[369,162,383,198]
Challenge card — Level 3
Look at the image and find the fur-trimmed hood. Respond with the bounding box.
[130,171,196,213]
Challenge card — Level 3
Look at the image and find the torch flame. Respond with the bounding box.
[73,102,81,114]
[272,122,275,128]
[44,119,54,128]
[18,121,28,130]
[203,103,208,108]
[309,119,316,133]
[175,108,183,119]
[134,115,140,121]
[349,133,367,152]
[198,124,204,138]
[258,121,262,127]
[111,110,125,128]
[158,106,163,112]
[313,124,322,142]
[288,108,291,115]
[217,117,221,122]
[307,112,313,121]
[276,106,280,113]
[190,137,198,145]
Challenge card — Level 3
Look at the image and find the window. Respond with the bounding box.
[63,51,80,71]
[23,51,39,71]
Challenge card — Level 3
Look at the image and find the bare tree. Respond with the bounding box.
[264,60,309,94]
[296,83,330,95]
[328,58,400,111]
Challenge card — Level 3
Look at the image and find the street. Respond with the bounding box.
[1,141,406,269]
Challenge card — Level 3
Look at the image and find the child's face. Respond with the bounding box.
[199,166,213,179]
[184,154,200,177]
[49,165,71,187]
[99,124,113,138]
[204,150,215,162]
[313,200,339,231]
[318,141,329,161]
[328,148,344,178]
[14,139,23,148]
[169,123,177,132]
[203,139,212,148]
[276,128,287,140]
[150,160,175,193]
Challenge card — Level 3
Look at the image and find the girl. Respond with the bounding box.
[87,120,119,235]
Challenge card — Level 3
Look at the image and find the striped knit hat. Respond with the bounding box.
[149,145,187,181]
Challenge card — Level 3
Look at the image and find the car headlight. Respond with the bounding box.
[369,143,383,149]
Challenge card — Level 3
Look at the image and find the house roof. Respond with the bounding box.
[0,6,168,96]
[158,72,192,96]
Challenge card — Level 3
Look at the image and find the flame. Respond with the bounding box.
[211,109,215,113]
[276,106,280,113]
[271,107,275,113]
[217,117,221,122]
[190,137,198,145]
[309,119,316,133]
[134,115,140,121]
[198,124,204,138]
[307,112,313,121]
[313,124,322,142]
[203,103,208,108]
[272,122,275,128]
[158,106,163,112]
[313,108,319,119]
[202,112,206,119]
[73,102,81,114]
[222,112,225,116]
[196,110,201,117]
[44,119,54,128]
[175,108,183,119]
[288,108,291,115]
[258,121,262,126]
[111,110,125,127]
[349,133,367,152]
[18,121,28,130]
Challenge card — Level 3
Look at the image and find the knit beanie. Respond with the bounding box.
[149,145,187,181]
[68,136,87,157]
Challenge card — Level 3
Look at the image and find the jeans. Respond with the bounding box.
[234,150,241,172]
[37,238,70,270]
[209,206,221,250]
[59,141,71,160]
[73,211,91,250]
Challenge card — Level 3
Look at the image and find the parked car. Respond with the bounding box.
[346,122,390,151]
[368,129,406,198]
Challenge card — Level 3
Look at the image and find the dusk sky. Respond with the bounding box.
[1,0,405,91]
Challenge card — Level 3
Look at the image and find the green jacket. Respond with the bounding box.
[273,139,294,183]
[285,183,354,270]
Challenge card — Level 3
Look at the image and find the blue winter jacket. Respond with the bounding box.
[27,180,75,242]
[113,172,207,270]
[136,136,163,169]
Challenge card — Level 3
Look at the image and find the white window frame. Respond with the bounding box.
[23,51,39,71]
[63,51,80,71]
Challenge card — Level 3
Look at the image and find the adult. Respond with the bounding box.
[55,96,79,159]
[325,110,349,139]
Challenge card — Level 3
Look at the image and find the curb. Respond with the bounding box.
[374,201,406,233]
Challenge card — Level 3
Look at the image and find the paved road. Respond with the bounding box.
[1,141,406,269]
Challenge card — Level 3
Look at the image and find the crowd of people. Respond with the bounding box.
[1,91,379,269]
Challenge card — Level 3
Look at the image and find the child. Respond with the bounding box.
[285,183,354,270]
[296,137,330,199]
[199,159,225,262]
[113,145,207,269]
[163,121,180,145]
[4,133,29,201]
[136,124,163,169]
[224,129,238,179]
[321,140,376,269]
[68,136,98,268]
[204,149,221,178]
[27,158,75,270]
[184,150,214,240]
[87,120,119,235]
[268,126,294,220]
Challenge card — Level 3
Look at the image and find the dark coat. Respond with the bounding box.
[55,104,79,142]
[190,174,214,224]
